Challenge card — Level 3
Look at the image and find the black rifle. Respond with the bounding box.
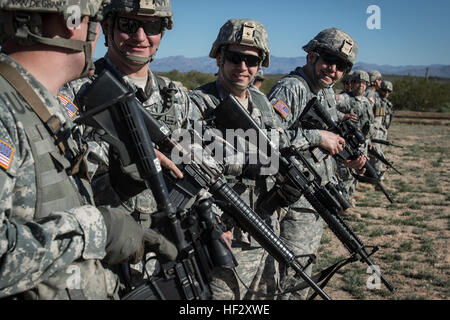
[140,103,332,300]
[212,95,396,295]
[368,147,403,175]
[76,70,331,300]
[371,139,403,148]
[76,70,230,300]
[302,97,394,203]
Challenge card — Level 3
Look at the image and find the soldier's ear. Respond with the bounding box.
[306,51,319,64]
[216,54,221,67]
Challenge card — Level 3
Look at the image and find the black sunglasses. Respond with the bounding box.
[224,50,262,67]
[117,17,163,35]
[319,53,351,72]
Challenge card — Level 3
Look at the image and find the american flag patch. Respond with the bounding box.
[0,139,15,170]
[57,94,79,118]
[273,99,291,119]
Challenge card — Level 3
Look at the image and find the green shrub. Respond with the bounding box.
[157,71,450,113]
[390,76,450,112]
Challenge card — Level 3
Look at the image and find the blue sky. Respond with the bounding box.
[94,0,450,66]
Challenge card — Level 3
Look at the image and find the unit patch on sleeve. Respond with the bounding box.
[58,94,79,118]
[273,99,291,119]
[0,139,15,170]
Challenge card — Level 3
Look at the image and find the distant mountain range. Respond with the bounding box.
[151,55,450,78]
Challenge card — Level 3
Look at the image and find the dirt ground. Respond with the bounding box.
[314,121,450,300]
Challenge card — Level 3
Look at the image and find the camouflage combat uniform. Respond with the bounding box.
[379,80,394,136]
[59,55,198,225]
[268,27,358,300]
[186,18,290,300]
[364,69,386,178]
[268,67,334,299]
[335,91,374,199]
[381,96,394,134]
[0,53,119,299]
[190,79,285,300]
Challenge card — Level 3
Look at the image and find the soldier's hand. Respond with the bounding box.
[222,231,233,244]
[99,206,145,265]
[143,228,178,261]
[319,130,346,155]
[155,149,183,179]
[345,155,367,175]
[343,113,358,122]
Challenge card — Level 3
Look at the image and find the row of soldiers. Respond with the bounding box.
[1,0,388,300]
[334,70,395,204]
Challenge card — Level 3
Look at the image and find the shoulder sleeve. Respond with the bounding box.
[268,78,321,149]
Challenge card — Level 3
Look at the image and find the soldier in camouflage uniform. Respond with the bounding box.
[189,18,289,300]
[59,0,194,224]
[335,70,374,201]
[364,70,387,179]
[252,69,266,91]
[0,0,164,300]
[58,0,194,290]
[378,80,394,137]
[267,28,367,299]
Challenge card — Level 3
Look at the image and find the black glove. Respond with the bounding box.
[99,206,145,265]
[108,150,146,201]
[143,229,178,261]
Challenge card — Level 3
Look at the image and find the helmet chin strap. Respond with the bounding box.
[26,20,97,78]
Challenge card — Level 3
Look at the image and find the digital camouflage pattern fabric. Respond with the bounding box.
[0,53,118,299]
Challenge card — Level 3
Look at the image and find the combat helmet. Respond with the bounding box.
[107,0,173,29]
[303,28,358,72]
[254,69,266,81]
[380,80,393,92]
[0,0,110,77]
[209,18,270,67]
[367,70,382,82]
[351,70,370,83]
[105,0,173,65]
[341,71,354,84]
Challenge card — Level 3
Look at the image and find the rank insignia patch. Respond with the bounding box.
[58,94,79,118]
[0,139,15,170]
[273,99,291,119]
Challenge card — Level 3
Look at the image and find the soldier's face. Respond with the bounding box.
[352,80,367,96]
[113,14,162,61]
[314,54,346,86]
[376,79,382,88]
[219,44,261,89]
[344,82,352,92]
[380,90,390,99]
